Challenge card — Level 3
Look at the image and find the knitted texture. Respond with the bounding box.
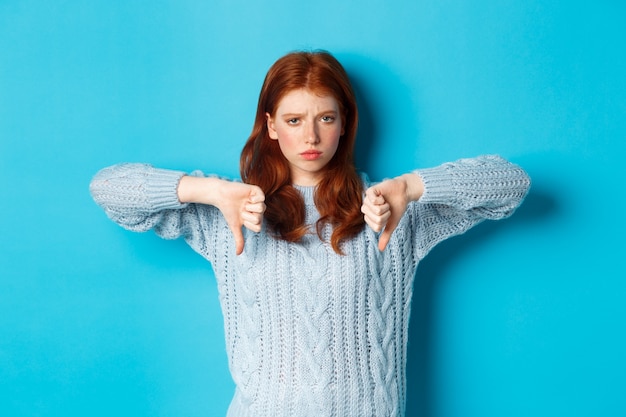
[90,155,530,417]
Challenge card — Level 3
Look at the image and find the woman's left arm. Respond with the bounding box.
[361,155,531,251]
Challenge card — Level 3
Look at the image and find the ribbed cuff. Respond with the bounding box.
[144,168,188,210]
[413,165,456,204]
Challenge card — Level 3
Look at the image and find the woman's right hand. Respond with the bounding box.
[178,176,266,255]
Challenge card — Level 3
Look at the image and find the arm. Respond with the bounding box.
[90,163,265,255]
[89,163,187,232]
[361,155,531,252]
[177,175,265,255]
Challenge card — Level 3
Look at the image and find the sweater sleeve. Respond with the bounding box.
[89,163,232,260]
[406,154,531,260]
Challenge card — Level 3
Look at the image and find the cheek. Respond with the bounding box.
[275,128,299,153]
[280,129,298,144]
[328,126,343,146]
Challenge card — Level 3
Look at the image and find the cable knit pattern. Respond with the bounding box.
[89,155,530,417]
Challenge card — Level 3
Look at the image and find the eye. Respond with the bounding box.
[321,115,336,123]
[286,118,299,125]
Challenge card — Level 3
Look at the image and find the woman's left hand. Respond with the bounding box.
[361,173,424,251]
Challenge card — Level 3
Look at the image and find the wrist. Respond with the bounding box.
[399,173,424,202]
[177,176,222,205]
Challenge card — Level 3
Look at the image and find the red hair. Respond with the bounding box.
[240,50,364,254]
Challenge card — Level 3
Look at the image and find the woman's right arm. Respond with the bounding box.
[90,163,265,255]
[177,175,265,255]
[90,163,189,233]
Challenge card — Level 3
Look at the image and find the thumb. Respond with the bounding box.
[229,223,245,255]
[378,229,391,252]
[377,215,399,251]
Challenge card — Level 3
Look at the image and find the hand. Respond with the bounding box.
[178,176,265,255]
[361,173,423,251]
[214,181,266,255]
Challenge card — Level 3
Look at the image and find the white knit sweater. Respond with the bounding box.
[90,155,530,417]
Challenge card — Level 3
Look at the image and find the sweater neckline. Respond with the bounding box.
[293,184,316,206]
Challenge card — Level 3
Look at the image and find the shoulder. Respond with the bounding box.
[359,172,373,188]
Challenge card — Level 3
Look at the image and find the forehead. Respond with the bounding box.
[275,88,339,113]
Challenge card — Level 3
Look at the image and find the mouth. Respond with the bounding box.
[300,150,322,161]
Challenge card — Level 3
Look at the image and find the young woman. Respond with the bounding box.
[90,50,531,417]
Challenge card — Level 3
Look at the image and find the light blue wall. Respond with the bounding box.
[1,1,624,416]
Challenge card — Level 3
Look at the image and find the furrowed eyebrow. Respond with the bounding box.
[281,110,338,117]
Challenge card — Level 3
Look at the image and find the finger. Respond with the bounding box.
[244,202,266,213]
[364,200,390,217]
[241,210,261,224]
[363,209,391,233]
[243,220,262,233]
[362,199,390,220]
[362,190,388,210]
[241,212,263,232]
[248,186,265,203]
[363,214,382,233]
[364,208,391,227]
[365,187,385,205]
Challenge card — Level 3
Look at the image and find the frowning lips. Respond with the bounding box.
[300,150,322,160]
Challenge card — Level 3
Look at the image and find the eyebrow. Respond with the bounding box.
[280,110,339,118]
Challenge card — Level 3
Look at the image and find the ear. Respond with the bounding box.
[266,112,278,140]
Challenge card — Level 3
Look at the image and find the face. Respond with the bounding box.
[266,89,344,186]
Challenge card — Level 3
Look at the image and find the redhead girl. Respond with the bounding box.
[90,50,530,417]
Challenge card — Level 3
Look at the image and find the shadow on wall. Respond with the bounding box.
[339,52,419,180]
[405,187,557,416]
[341,52,558,417]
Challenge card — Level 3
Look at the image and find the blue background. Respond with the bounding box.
[1,1,625,416]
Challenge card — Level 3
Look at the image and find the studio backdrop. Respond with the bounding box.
[1,1,625,416]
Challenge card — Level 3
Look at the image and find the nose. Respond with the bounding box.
[304,122,320,144]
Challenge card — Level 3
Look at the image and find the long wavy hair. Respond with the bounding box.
[240,50,365,254]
